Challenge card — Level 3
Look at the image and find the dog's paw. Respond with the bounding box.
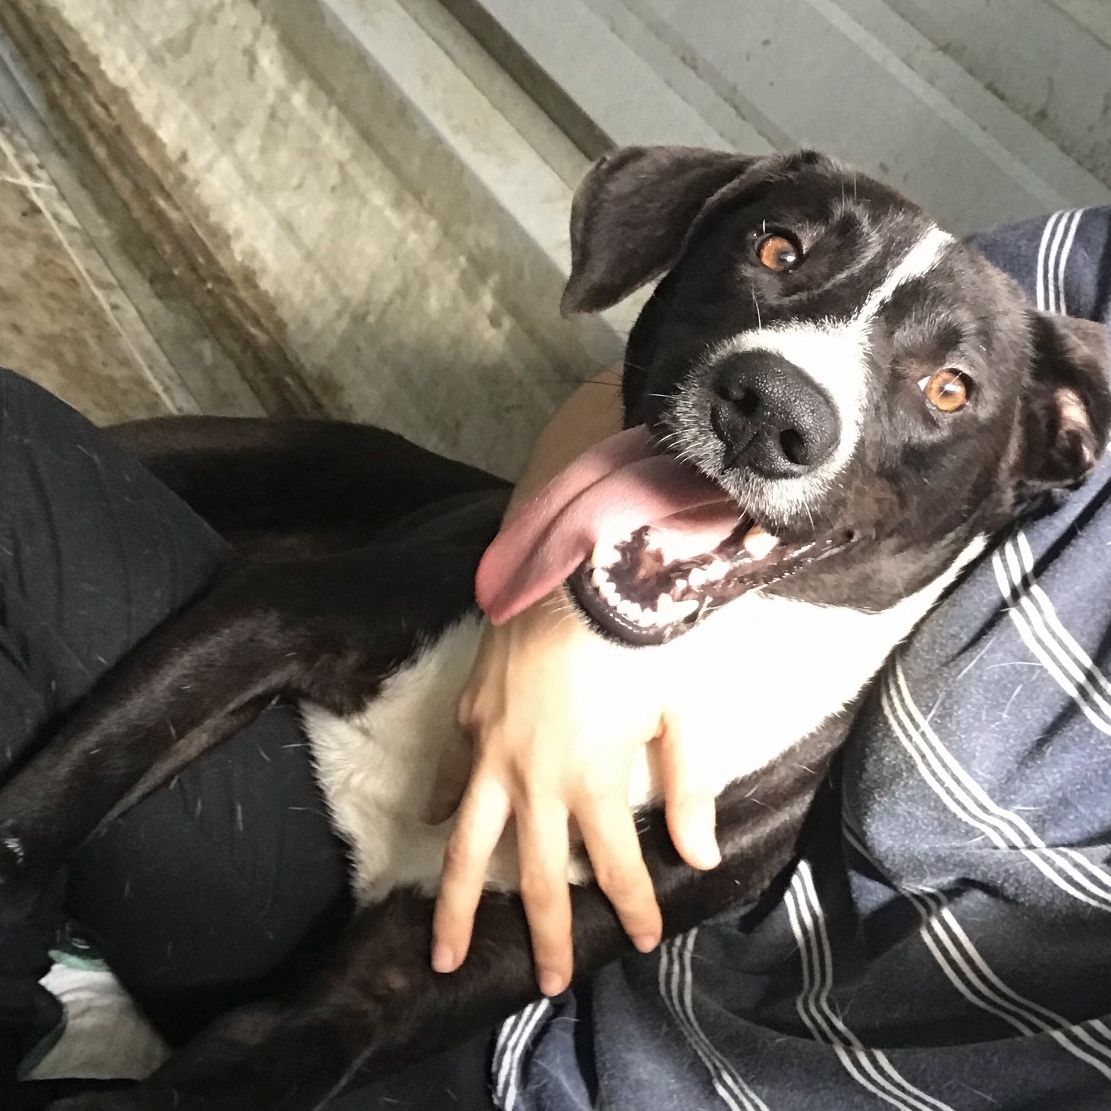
[0,825,41,926]
[51,1088,244,1111]
[49,1088,190,1111]
[49,1096,140,1111]
[0,825,25,889]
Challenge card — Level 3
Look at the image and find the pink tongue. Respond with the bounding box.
[476,425,741,624]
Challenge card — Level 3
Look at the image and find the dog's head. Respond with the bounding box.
[558,146,1111,641]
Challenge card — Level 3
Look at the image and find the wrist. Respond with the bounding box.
[504,366,623,516]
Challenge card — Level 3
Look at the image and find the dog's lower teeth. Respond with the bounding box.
[619,599,642,622]
[588,519,789,634]
[743,526,779,560]
[591,543,620,571]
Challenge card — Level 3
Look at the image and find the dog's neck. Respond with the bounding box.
[306,535,986,905]
[621,534,986,807]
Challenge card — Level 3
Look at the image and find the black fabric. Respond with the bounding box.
[0,925,59,1085]
[0,368,347,1043]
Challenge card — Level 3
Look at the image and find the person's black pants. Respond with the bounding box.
[0,368,494,1109]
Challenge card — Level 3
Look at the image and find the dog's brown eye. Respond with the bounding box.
[754,232,802,272]
[919,369,970,413]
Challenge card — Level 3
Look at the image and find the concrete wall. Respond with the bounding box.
[468,0,1111,237]
[885,0,1111,187]
[1,0,617,477]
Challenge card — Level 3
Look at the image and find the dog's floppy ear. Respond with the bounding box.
[560,145,759,316]
[1018,312,1111,497]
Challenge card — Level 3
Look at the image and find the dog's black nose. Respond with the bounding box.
[710,351,839,477]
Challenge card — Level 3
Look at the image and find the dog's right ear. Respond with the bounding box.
[1017,312,1111,498]
[560,146,759,317]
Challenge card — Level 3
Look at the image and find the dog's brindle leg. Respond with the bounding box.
[53,722,842,1111]
[0,520,494,925]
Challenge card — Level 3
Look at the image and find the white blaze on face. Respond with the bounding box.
[710,224,954,502]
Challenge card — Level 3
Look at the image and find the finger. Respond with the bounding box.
[516,794,574,996]
[432,774,511,974]
[423,731,475,825]
[576,794,661,953]
[656,728,721,871]
[456,682,482,731]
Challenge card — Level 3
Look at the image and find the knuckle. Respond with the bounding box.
[579,780,614,809]
[513,767,559,805]
[441,836,477,875]
[459,692,494,729]
[456,691,474,723]
[519,873,559,912]
[596,866,644,905]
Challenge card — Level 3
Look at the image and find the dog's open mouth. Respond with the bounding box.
[566,518,854,645]
[475,425,856,645]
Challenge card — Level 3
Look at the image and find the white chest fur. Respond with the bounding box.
[303,619,495,905]
[303,543,981,906]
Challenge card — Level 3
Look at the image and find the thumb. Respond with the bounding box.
[654,726,721,871]
[422,731,475,825]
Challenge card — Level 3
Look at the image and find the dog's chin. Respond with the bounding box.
[565,508,859,647]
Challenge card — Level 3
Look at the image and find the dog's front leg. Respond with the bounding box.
[0,544,475,926]
[47,889,612,1111]
[42,891,547,1111]
[49,721,844,1111]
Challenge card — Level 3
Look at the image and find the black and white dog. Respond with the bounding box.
[2,146,1109,1111]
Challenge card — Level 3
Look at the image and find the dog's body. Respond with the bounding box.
[2,147,1109,1111]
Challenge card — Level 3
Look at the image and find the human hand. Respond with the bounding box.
[430,591,722,997]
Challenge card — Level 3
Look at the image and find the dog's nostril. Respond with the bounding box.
[779,428,807,466]
[737,390,760,417]
[711,351,839,475]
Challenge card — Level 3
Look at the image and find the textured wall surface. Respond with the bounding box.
[0,102,193,422]
[3,0,601,476]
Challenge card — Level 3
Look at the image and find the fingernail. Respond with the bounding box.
[695,840,721,870]
[432,943,456,974]
[539,970,565,997]
[634,934,660,954]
